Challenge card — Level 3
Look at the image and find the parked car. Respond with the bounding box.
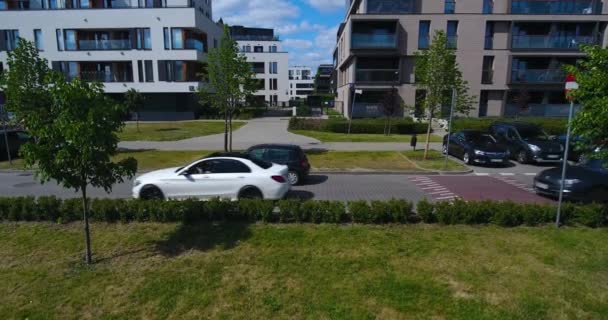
[489,122,563,164]
[0,130,31,161]
[442,130,510,165]
[533,158,608,202]
[132,155,290,200]
[246,144,310,185]
[554,134,592,163]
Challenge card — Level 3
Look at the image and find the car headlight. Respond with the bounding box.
[474,150,485,156]
[528,144,541,153]
[564,179,582,185]
[133,180,142,187]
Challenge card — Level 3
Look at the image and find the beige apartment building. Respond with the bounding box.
[334,0,608,119]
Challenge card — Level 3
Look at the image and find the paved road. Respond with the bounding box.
[118,117,444,152]
[0,170,555,204]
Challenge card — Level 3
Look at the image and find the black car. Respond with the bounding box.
[554,134,591,163]
[442,130,510,165]
[247,144,310,185]
[489,122,564,164]
[534,159,608,202]
[0,130,31,161]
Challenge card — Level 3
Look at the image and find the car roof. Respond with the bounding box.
[492,121,540,129]
[249,144,302,150]
[458,130,487,134]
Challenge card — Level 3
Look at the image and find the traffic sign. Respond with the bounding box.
[564,74,578,101]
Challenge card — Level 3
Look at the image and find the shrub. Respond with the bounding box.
[277,199,300,223]
[570,203,606,228]
[301,200,324,224]
[349,201,373,224]
[417,199,436,223]
[239,199,275,222]
[490,201,523,227]
[452,117,568,135]
[60,198,81,223]
[205,198,234,221]
[322,201,346,224]
[288,118,427,135]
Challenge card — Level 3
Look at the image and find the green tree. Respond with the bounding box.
[564,45,608,162]
[124,88,145,132]
[199,25,255,151]
[414,30,475,159]
[0,39,137,264]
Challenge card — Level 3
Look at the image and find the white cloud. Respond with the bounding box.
[283,39,313,49]
[214,0,300,31]
[306,0,345,12]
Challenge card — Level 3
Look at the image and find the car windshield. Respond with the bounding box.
[518,127,549,141]
[468,133,495,144]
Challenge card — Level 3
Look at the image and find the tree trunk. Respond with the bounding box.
[81,185,92,265]
[424,113,433,160]
[229,111,233,152]
[223,105,229,152]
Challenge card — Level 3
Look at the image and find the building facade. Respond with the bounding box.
[230,26,289,107]
[314,63,334,94]
[335,0,608,119]
[288,66,314,100]
[0,0,223,120]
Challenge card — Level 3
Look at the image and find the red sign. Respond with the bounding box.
[564,74,578,101]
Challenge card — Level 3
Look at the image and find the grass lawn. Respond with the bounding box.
[292,130,443,143]
[1,223,607,319]
[119,121,246,142]
[403,150,469,171]
[1,150,466,172]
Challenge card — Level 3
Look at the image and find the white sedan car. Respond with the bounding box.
[132,156,290,200]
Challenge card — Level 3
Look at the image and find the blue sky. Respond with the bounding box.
[214,0,346,70]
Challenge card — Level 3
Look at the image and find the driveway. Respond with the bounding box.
[118,117,444,152]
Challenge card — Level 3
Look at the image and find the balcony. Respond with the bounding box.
[512,35,596,49]
[78,39,131,50]
[505,104,581,117]
[511,69,565,83]
[366,0,417,14]
[351,21,399,50]
[55,61,134,83]
[77,70,133,83]
[356,69,400,83]
[510,0,600,14]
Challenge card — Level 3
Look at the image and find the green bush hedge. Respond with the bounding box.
[452,118,568,135]
[289,118,428,135]
[0,197,606,228]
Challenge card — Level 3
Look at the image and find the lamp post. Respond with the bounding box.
[556,74,578,227]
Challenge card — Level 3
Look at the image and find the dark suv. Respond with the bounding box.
[489,122,563,164]
[247,144,310,185]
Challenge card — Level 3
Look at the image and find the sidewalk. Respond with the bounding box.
[118,117,444,152]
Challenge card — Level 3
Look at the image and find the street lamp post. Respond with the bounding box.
[556,74,578,227]
[443,88,456,170]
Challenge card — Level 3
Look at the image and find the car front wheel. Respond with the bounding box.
[462,152,471,165]
[140,185,164,200]
[517,150,529,164]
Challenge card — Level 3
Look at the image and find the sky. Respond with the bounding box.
[213,0,346,71]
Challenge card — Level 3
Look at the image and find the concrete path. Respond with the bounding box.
[118,117,444,152]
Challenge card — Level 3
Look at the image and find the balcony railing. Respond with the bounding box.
[78,39,131,50]
[366,0,416,13]
[511,0,599,14]
[505,104,581,117]
[73,71,133,83]
[352,33,398,49]
[356,69,399,83]
[511,69,566,83]
[512,35,596,49]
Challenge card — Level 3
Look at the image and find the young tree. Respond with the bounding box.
[0,40,137,264]
[381,87,399,135]
[199,25,254,151]
[414,31,475,159]
[124,88,145,132]
[564,45,608,162]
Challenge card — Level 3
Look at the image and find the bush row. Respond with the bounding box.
[289,118,428,135]
[452,117,568,135]
[0,197,606,228]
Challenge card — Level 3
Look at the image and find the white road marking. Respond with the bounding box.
[429,190,449,195]
[499,173,515,176]
[437,196,457,200]
[524,173,537,176]
[474,172,490,176]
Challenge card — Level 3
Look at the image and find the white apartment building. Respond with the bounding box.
[0,0,223,120]
[288,66,314,100]
[230,26,289,107]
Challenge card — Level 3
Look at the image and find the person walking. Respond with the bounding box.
[410,134,418,151]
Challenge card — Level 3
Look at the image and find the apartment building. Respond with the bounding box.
[288,66,314,100]
[0,0,222,120]
[230,26,289,107]
[314,63,334,94]
[334,0,608,119]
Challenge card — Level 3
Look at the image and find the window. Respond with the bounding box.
[483,0,493,14]
[444,0,455,13]
[479,91,489,117]
[269,62,278,74]
[144,60,153,82]
[136,28,151,50]
[481,56,494,84]
[64,30,76,51]
[201,159,251,174]
[172,28,183,49]
[55,29,63,51]
[214,38,218,48]
[34,29,43,51]
[254,46,263,52]
[484,22,494,49]
[163,27,170,49]
[249,148,266,160]
[2,30,19,51]
[137,60,144,82]
[270,78,278,90]
[418,21,430,49]
[242,45,251,52]
[266,148,296,162]
[446,21,458,49]
[269,45,277,52]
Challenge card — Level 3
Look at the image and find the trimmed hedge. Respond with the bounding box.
[452,117,568,135]
[289,117,428,135]
[0,197,606,228]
